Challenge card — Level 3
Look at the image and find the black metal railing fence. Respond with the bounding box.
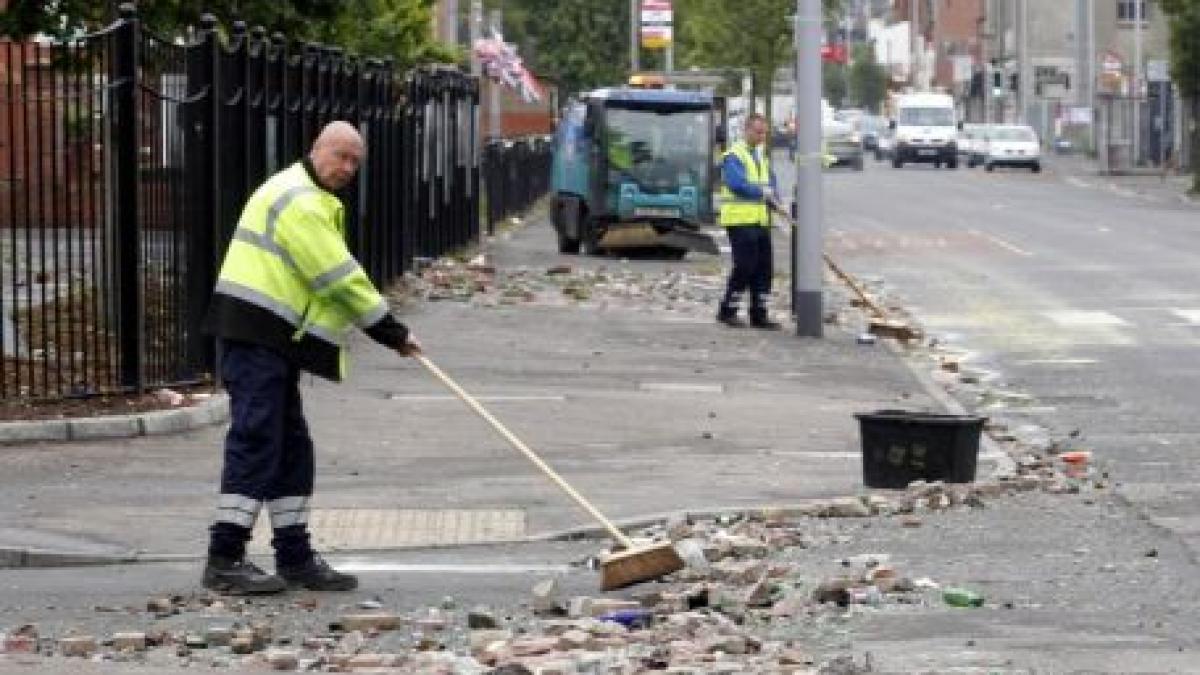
[0,6,551,403]
[483,136,551,234]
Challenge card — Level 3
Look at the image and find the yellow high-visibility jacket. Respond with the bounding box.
[204,161,395,381]
[718,140,771,227]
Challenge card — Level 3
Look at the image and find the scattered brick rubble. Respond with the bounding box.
[1,254,1109,673]
[0,459,1106,673]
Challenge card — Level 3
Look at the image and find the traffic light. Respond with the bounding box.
[993,71,1002,89]
[1009,73,1018,91]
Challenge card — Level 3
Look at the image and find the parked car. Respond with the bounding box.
[859,115,886,153]
[978,124,1041,172]
[874,126,894,161]
[958,123,987,165]
[823,117,864,170]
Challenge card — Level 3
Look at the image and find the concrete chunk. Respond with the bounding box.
[339,613,401,631]
[112,631,146,651]
[59,635,97,657]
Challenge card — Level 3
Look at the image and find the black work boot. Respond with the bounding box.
[202,556,286,595]
[716,309,746,328]
[749,311,782,331]
[277,554,358,591]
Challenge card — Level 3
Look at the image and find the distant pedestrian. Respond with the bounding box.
[716,113,783,330]
[201,120,421,594]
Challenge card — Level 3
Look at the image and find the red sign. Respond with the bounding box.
[821,44,848,64]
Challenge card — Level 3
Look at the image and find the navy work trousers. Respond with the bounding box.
[718,225,774,321]
[208,339,315,566]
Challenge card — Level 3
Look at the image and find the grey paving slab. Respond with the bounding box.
[0,211,944,562]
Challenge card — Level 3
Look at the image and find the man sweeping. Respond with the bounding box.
[201,121,421,594]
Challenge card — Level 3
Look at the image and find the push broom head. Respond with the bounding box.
[599,541,685,591]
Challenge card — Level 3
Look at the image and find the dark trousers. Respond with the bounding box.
[208,340,315,566]
[719,225,773,321]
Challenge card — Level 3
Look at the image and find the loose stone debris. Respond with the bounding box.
[1,464,1103,673]
[0,252,1113,673]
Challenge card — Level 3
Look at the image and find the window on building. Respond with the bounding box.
[1116,0,1150,22]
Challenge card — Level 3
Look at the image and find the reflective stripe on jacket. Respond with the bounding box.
[718,141,770,227]
[204,162,387,381]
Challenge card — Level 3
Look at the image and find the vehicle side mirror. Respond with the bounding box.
[888,119,896,130]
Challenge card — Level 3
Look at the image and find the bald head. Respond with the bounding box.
[310,121,365,190]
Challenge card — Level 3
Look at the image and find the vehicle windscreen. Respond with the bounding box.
[991,127,1037,142]
[605,106,712,194]
[897,106,954,126]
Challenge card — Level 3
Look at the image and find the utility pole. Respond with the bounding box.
[1016,0,1029,123]
[911,0,918,89]
[630,0,640,73]
[442,0,459,45]
[793,1,823,338]
[1086,0,1096,154]
[469,0,482,76]
[981,7,991,124]
[1133,0,1142,166]
[489,8,502,140]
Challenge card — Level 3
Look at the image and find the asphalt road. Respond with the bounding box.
[788,155,1200,559]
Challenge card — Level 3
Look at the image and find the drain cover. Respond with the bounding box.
[249,508,526,553]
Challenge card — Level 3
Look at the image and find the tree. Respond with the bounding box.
[499,0,630,97]
[1159,0,1200,194]
[1,0,341,40]
[1,0,455,72]
[674,0,841,126]
[823,63,848,108]
[313,0,460,72]
[848,43,887,113]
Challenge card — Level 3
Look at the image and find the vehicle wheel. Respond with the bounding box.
[662,247,687,261]
[967,158,976,168]
[892,158,902,169]
[947,159,958,169]
[1031,163,1042,173]
[557,229,580,254]
[579,222,602,256]
[874,150,883,161]
[933,161,941,169]
[985,162,995,172]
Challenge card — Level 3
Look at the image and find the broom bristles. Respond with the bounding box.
[599,542,684,591]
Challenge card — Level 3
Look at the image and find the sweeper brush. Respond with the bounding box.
[415,354,684,590]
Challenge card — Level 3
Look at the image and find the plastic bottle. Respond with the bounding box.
[597,608,653,629]
[942,587,984,607]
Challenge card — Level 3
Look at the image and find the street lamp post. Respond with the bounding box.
[792,1,823,338]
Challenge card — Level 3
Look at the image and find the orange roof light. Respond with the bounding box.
[628,73,665,89]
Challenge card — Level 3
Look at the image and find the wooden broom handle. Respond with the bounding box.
[415,354,635,549]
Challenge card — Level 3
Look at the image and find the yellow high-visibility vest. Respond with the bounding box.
[209,162,387,380]
[718,140,770,227]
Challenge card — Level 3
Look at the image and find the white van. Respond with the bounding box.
[889,92,960,169]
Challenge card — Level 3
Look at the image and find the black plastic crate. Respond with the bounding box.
[854,410,986,489]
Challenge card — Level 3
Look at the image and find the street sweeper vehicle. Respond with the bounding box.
[550,85,720,258]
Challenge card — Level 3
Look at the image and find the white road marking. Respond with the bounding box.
[638,382,724,393]
[1018,358,1098,366]
[659,316,715,324]
[969,229,1033,256]
[1041,310,1129,327]
[1064,176,1093,189]
[1169,309,1200,325]
[334,561,573,574]
[389,394,566,402]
